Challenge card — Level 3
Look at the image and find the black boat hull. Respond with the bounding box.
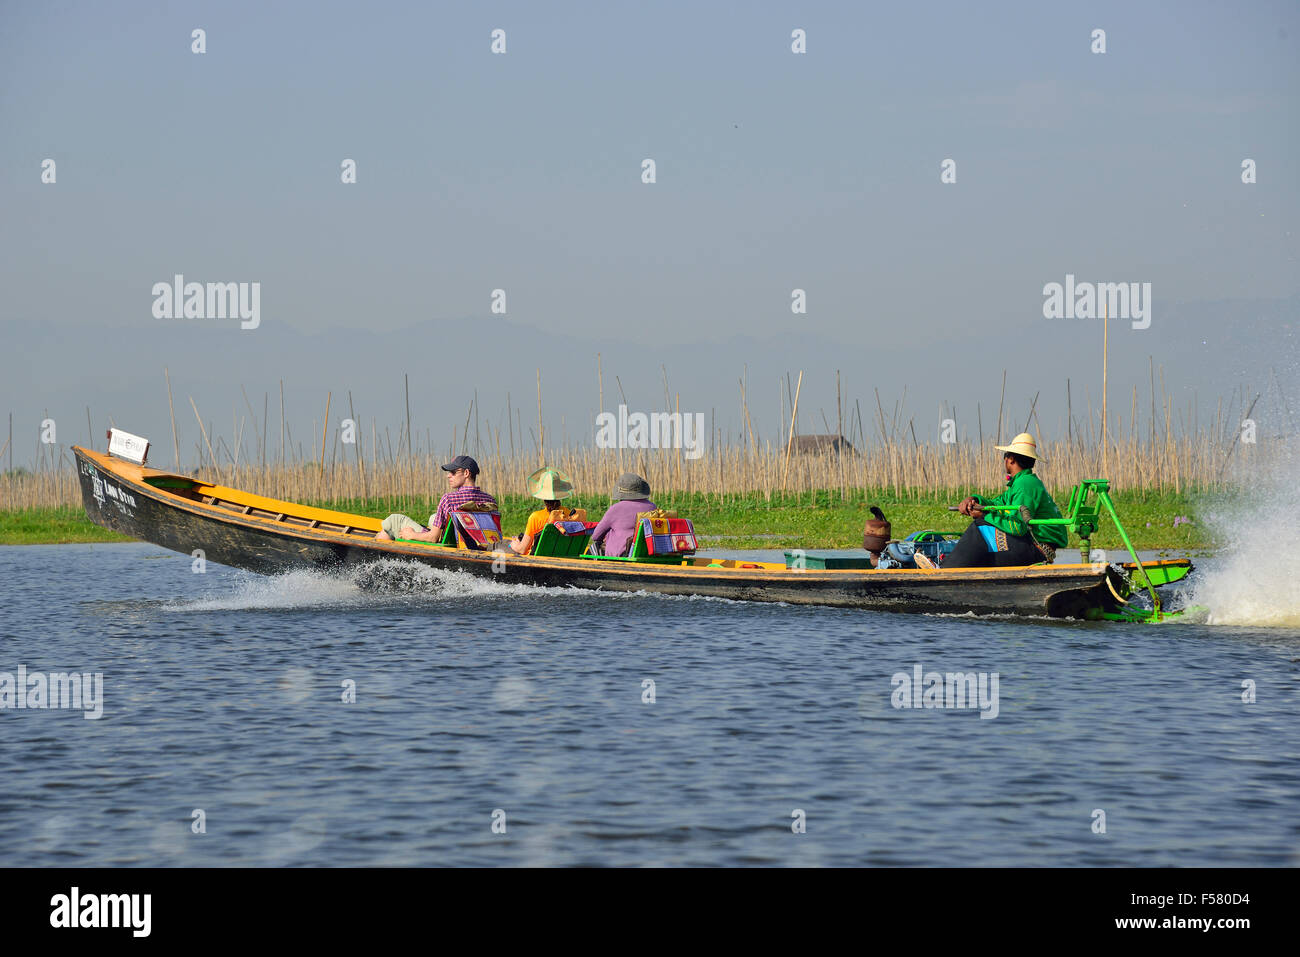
[74,446,1126,618]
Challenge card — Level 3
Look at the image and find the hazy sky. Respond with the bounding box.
[2,1,1297,466]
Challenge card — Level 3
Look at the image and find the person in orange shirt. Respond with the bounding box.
[502,466,580,555]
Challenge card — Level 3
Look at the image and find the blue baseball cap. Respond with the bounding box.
[441,455,480,476]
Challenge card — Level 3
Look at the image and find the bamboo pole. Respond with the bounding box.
[165,368,180,468]
[349,391,366,502]
[996,370,1006,445]
[189,397,218,470]
[675,392,682,491]
[1066,381,1072,448]
[780,370,803,491]
[233,415,245,471]
[1101,299,1110,461]
[742,369,756,453]
[1219,393,1261,479]
[241,385,260,467]
[615,376,628,471]
[319,391,331,472]
[404,374,412,459]
[836,370,845,501]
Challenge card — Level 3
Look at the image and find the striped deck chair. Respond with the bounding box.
[450,508,503,550]
[639,516,698,556]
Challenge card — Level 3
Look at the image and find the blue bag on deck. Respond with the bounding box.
[881,532,956,569]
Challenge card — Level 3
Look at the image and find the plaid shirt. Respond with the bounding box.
[433,486,498,529]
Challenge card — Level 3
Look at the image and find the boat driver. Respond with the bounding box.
[943,433,1068,567]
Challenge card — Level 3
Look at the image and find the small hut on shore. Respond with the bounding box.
[788,434,856,455]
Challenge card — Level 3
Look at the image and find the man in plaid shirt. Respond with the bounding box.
[375,455,497,542]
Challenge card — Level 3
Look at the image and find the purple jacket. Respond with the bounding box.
[590,499,656,557]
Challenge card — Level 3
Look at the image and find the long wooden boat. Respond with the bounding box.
[72,444,1192,620]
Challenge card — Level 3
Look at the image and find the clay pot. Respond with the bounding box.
[863,506,891,554]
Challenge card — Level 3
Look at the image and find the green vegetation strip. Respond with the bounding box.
[0,506,135,545]
[3,490,1220,551]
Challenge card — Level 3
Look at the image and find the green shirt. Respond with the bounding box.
[973,470,1068,547]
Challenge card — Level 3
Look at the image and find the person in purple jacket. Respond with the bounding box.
[590,473,656,557]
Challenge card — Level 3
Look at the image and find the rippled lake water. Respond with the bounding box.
[1,542,1298,866]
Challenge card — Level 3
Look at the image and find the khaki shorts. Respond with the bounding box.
[382,513,435,539]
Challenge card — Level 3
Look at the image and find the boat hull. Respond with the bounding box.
[73,446,1132,618]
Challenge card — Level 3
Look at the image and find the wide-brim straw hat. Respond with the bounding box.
[612,472,651,501]
[993,432,1044,463]
[526,466,574,501]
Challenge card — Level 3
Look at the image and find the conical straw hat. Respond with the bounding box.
[526,466,574,501]
[993,432,1043,463]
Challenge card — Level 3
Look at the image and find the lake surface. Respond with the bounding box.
[1,542,1298,866]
